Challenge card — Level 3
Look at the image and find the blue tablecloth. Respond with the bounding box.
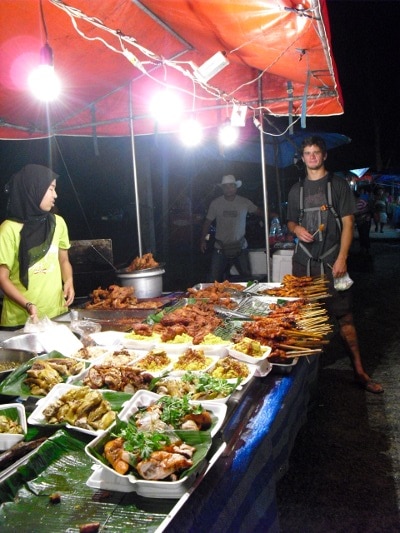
[166,356,319,533]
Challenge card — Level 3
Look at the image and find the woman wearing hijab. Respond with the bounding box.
[0,164,75,326]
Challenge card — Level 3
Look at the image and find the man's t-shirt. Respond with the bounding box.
[205,194,258,247]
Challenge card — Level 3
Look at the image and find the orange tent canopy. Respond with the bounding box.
[0,0,343,140]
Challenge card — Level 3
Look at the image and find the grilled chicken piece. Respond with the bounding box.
[136,450,193,480]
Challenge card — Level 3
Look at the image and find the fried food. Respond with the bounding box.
[126,252,159,272]
[85,284,138,309]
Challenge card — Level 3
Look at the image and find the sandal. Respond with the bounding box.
[357,380,384,394]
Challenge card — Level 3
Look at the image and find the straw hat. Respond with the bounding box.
[219,174,242,188]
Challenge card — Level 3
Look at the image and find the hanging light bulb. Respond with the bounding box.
[150,90,183,125]
[219,119,239,146]
[28,42,61,101]
[179,118,203,146]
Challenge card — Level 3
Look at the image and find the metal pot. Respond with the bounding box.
[116,268,165,299]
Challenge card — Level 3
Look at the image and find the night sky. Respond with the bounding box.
[310,0,400,171]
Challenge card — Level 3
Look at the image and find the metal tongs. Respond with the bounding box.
[214,306,254,321]
[226,280,260,300]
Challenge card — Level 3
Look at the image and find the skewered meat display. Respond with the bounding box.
[233,299,331,360]
[260,274,330,299]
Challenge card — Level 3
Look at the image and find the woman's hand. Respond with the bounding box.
[63,279,75,306]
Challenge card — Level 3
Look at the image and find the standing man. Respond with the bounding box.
[286,136,383,394]
[200,174,263,282]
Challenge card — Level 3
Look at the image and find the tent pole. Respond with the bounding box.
[129,82,143,256]
[258,78,271,281]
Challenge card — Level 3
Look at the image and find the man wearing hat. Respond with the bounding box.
[200,174,263,281]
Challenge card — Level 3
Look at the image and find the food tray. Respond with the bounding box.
[28,383,130,435]
[207,357,256,387]
[118,389,227,438]
[151,374,241,404]
[228,343,272,365]
[0,351,88,399]
[168,352,219,375]
[68,345,111,362]
[0,403,27,451]
[85,424,212,499]
[269,357,299,374]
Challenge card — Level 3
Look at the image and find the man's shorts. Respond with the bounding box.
[292,260,353,319]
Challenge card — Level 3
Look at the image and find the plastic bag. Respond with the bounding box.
[23,315,56,333]
[333,272,354,292]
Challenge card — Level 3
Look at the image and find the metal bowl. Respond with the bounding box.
[0,348,37,376]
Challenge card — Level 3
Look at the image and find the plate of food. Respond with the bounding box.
[169,348,218,375]
[134,348,174,376]
[122,332,161,350]
[0,352,86,398]
[151,371,242,403]
[68,345,111,363]
[206,356,256,387]
[228,337,272,364]
[69,361,154,394]
[118,389,227,437]
[0,403,27,451]
[28,383,131,435]
[85,413,212,498]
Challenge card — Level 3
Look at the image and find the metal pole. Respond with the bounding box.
[258,79,271,281]
[129,81,143,256]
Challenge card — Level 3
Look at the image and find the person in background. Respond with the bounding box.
[200,174,263,282]
[286,135,383,394]
[354,189,373,255]
[0,164,75,326]
[373,187,388,233]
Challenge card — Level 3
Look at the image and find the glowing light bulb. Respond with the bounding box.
[28,43,61,101]
[28,64,61,101]
[179,118,203,146]
[219,121,239,146]
[150,90,183,124]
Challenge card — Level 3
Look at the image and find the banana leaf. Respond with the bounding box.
[0,429,172,532]
[87,417,212,482]
[0,351,89,399]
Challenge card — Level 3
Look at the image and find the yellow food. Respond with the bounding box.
[0,415,23,434]
[233,337,265,358]
[208,357,249,379]
[200,334,229,345]
[163,333,193,344]
[136,349,171,371]
[173,349,212,371]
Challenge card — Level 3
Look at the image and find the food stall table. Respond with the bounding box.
[0,343,318,532]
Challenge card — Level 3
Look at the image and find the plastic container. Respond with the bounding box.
[248,249,269,276]
[272,249,294,282]
[0,403,27,450]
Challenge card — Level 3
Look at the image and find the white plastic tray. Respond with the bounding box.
[0,403,27,451]
[28,383,118,436]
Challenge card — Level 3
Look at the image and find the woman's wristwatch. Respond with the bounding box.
[25,302,34,311]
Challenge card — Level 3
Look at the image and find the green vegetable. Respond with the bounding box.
[182,372,241,397]
[112,419,171,460]
[155,395,203,427]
